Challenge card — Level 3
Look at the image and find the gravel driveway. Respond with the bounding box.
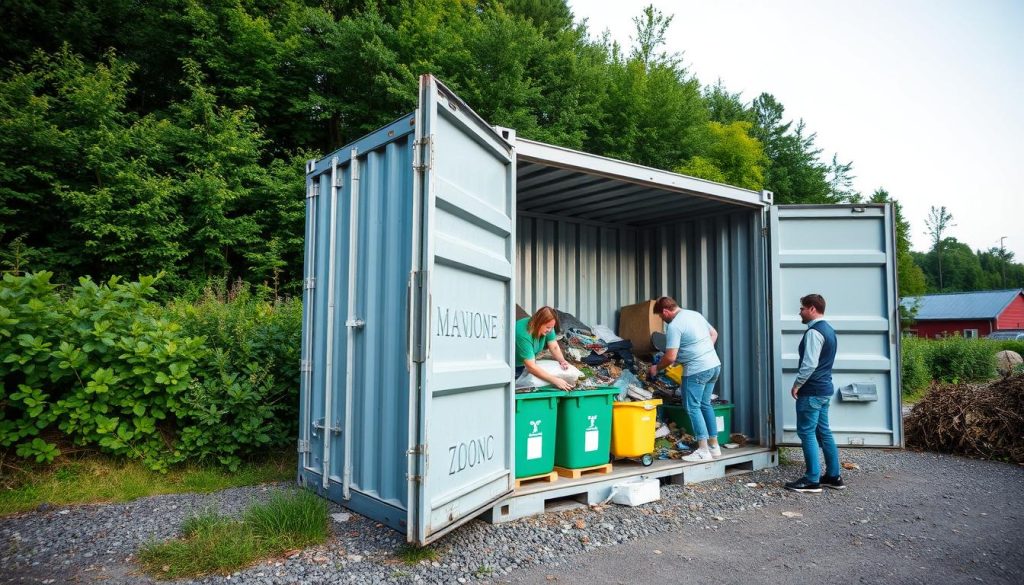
[2,448,1021,585]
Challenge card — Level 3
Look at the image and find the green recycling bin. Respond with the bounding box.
[554,387,617,469]
[514,390,562,478]
[658,402,734,446]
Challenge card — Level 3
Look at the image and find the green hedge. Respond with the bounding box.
[0,273,301,470]
[900,335,1003,395]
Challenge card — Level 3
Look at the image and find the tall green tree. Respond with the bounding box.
[924,205,955,291]
[869,189,926,296]
[584,5,707,169]
[750,93,842,203]
[677,121,766,190]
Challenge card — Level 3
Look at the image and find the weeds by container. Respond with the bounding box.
[137,489,328,579]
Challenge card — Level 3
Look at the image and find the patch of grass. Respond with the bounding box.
[902,385,929,406]
[137,490,328,579]
[474,565,494,577]
[397,544,439,565]
[777,446,799,466]
[0,451,295,516]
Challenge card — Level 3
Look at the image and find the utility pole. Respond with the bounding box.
[1000,236,1007,288]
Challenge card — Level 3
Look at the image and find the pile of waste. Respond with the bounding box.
[904,372,1024,464]
[515,307,681,404]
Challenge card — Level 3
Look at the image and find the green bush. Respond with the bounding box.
[1,273,301,470]
[167,281,301,470]
[925,335,997,383]
[1,272,206,469]
[991,340,1024,357]
[900,336,931,394]
[0,272,65,461]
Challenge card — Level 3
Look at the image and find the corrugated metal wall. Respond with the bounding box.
[301,116,416,527]
[516,210,768,441]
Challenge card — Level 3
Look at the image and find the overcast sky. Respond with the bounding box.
[568,0,1023,260]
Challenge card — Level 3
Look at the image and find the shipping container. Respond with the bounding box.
[298,75,902,545]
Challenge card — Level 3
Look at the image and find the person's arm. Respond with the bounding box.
[709,325,718,346]
[547,340,569,370]
[648,348,678,378]
[791,329,824,398]
[523,358,572,390]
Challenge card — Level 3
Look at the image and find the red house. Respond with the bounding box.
[901,289,1024,338]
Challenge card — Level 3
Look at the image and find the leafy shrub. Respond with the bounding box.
[900,336,931,394]
[1,273,301,471]
[0,272,65,460]
[166,280,301,470]
[925,335,997,383]
[991,340,1024,357]
[2,272,205,469]
[52,275,206,470]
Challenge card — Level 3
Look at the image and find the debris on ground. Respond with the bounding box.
[904,372,1024,464]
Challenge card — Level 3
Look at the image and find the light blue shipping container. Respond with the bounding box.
[299,75,902,544]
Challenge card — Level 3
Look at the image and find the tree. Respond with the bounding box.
[677,121,766,190]
[703,80,752,125]
[750,93,840,204]
[924,205,955,290]
[584,5,707,169]
[869,189,925,296]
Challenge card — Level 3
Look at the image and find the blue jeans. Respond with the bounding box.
[795,395,840,482]
[682,366,721,442]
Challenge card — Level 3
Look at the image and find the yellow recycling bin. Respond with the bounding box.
[610,399,663,466]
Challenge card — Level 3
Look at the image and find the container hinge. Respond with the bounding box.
[313,418,342,435]
[761,227,768,237]
[308,182,320,199]
[406,444,427,455]
[413,136,432,172]
[297,439,311,453]
[304,277,315,290]
[300,359,312,373]
[346,319,365,329]
[407,474,424,483]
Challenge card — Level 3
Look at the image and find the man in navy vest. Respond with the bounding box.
[785,294,846,493]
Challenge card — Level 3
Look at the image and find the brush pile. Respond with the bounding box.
[905,372,1024,463]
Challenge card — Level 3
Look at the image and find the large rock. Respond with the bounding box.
[995,350,1023,375]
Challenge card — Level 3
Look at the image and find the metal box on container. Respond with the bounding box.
[298,74,903,545]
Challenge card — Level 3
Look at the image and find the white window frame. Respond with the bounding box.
[964,328,979,339]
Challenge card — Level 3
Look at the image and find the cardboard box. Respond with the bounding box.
[617,300,663,356]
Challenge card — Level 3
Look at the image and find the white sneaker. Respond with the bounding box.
[682,448,713,462]
[709,445,722,458]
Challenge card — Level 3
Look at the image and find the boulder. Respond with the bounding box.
[995,350,1023,376]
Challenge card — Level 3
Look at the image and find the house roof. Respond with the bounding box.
[901,289,1024,321]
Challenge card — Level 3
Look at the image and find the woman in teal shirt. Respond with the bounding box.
[515,306,573,390]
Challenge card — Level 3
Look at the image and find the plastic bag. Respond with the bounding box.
[515,359,581,389]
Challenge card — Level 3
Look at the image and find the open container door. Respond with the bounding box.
[407,75,516,544]
[769,204,903,448]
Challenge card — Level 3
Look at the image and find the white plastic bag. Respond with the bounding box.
[515,359,580,389]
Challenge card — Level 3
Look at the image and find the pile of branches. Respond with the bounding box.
[905,372,1024,463]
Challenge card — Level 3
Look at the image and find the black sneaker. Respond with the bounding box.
[820,475,847,490]
[784,478,822,493]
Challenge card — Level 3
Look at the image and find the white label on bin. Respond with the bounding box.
[526,436,543,460]
[585,429,599,452]
[716,415,725,433]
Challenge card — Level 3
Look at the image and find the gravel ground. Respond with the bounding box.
[1,448,1018,585]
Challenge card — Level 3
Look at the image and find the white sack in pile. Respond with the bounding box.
[515,359,581,389]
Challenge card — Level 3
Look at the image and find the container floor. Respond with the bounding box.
[483,445,775,524]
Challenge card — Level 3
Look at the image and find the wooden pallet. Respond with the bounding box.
[515,470,559,489]
[554,463,613,479]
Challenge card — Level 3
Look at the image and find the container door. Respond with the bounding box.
[408,75,516,544]
[768,204,902,448]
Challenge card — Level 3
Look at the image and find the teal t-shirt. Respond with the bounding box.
[515,317,556,366]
